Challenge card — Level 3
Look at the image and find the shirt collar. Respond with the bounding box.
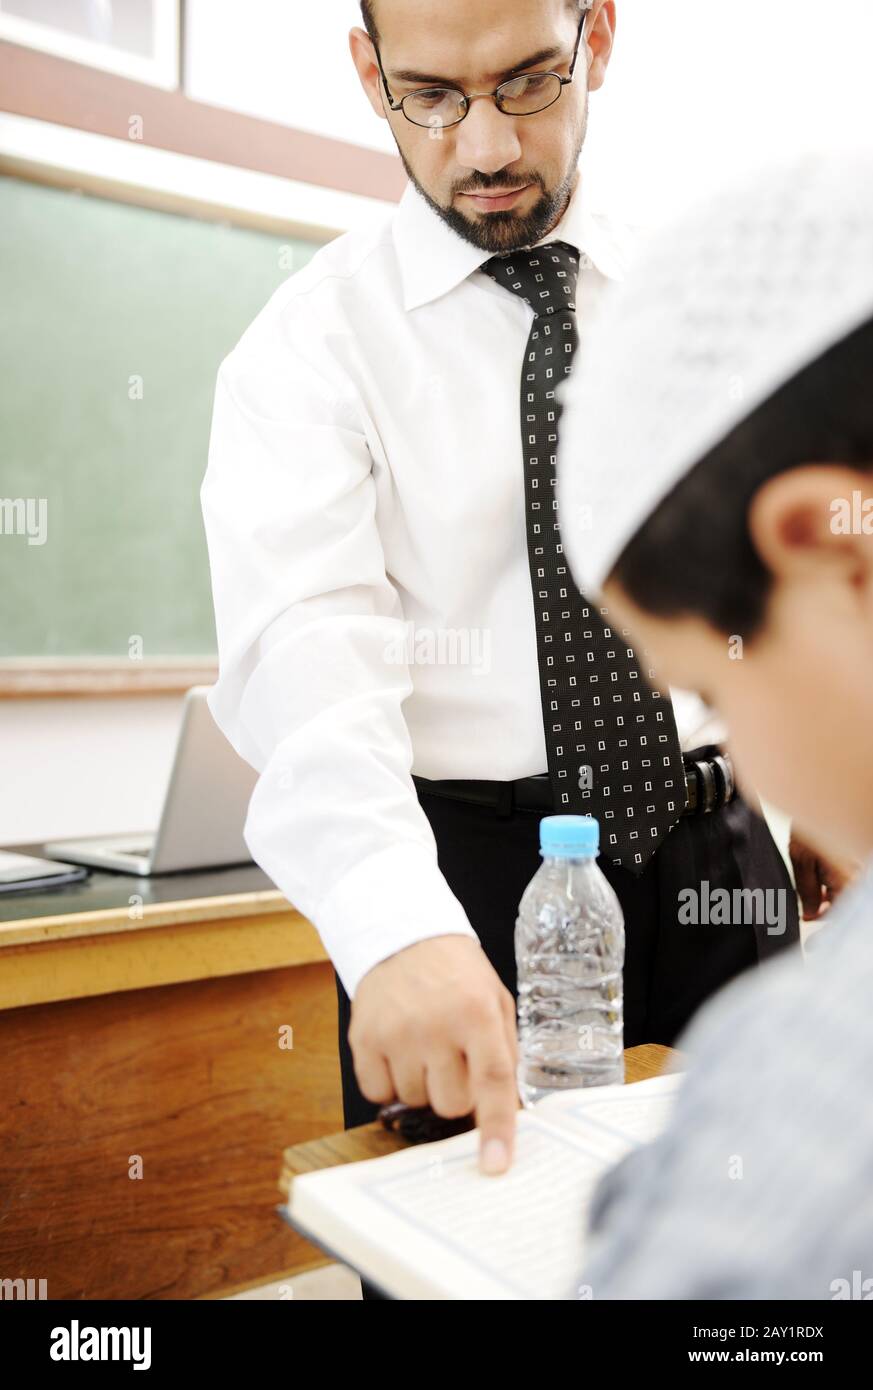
[392,166,627,312]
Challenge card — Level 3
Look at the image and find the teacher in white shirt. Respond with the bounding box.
[201,0,808,1211]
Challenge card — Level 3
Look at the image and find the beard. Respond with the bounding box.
[396,103,588,254]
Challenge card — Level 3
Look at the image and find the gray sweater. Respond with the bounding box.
[581,856,873,1300]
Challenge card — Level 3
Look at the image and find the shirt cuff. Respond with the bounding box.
[314,841,480,999]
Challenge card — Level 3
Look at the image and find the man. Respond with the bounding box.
[556,146,872,1297]
[200,0,805,1198]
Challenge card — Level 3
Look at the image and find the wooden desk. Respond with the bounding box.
[279,1044,683,1204]
[0,848,343,1299]
[1,851,682,1300]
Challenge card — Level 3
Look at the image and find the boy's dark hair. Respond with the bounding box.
[610,314,873,641]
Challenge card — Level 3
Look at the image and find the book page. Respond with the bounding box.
[535,1072,684,1160]
[290,1078,680,1300]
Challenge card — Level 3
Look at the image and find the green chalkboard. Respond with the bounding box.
[0,176,320,659]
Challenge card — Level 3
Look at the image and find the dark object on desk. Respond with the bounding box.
[378,1102,475,1144]
[0,843,276,924]
[0,870,90,894]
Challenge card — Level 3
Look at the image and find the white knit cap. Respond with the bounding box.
[557,145,873,597]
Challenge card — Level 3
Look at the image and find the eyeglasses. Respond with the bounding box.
[372,3,592,131]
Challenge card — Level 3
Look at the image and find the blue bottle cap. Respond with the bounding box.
[539,814,599,858]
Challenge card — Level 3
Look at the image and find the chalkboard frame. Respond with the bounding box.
[0,658,218,698]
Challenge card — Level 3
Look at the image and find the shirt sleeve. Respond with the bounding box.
[200,331,479,998]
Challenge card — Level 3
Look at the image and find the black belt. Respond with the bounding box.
[412,747,736,821]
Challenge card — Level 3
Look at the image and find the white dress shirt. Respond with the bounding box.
[201,169,712,998]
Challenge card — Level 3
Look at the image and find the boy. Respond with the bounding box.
[556,146,873,1298]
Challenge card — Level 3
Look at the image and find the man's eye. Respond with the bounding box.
[506,72,553,97]
[521,72,553,91]
[412,88,453,107]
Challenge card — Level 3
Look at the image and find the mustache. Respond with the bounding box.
[453,173,544,196]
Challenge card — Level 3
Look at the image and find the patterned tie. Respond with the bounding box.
[480,241,686,871]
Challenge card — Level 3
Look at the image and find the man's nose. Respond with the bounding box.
[453,96,522,174]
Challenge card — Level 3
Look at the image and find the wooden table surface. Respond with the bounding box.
[0,844,326,1012]
[280,1042,682,1196]
[0,841,285,928]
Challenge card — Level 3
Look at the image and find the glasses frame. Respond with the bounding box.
[371,2,593,130]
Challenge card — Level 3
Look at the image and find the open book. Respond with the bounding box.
[283,1072,682,1300]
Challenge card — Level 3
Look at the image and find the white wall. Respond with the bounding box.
[184,0,394,151]
[586,0,873,224]
[185,0,873,221]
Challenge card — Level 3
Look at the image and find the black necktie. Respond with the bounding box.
[480,241,685,872]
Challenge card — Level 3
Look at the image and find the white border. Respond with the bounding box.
[0,113,397,239]
[0,0,180,89]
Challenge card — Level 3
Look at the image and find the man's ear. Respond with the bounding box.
[586,0,617,93]
[349,26,388,121]
[748,465,873,590]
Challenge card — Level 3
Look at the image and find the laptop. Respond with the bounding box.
[43,686,259,876]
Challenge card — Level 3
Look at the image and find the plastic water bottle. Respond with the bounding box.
[515,815,625,1105]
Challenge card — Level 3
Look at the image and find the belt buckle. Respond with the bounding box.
[682,762,697,815]
[685,750,735,815]
[712,753,735,806]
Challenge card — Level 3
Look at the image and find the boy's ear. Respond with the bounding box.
[747,465,873,587]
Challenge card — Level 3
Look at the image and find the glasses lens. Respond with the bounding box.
[402,88,467,128]
[496,71,562,114]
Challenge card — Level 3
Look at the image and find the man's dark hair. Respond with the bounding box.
[360,0,378,44]
[359,0,587,50]
[611,314,873,640]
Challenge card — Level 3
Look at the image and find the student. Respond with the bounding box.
[201,0,808,1201]
[555,145,873,1298]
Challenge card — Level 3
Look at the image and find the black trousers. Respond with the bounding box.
[334,776,799,1298]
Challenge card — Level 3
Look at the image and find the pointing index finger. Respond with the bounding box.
[467,1021,520,1176]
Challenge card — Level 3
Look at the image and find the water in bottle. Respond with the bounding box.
[515,815,625,1105]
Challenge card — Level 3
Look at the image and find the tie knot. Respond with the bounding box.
[480,240,581,314]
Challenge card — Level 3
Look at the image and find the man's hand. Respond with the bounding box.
[789,831,858,920]
[350,937,520,1175]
